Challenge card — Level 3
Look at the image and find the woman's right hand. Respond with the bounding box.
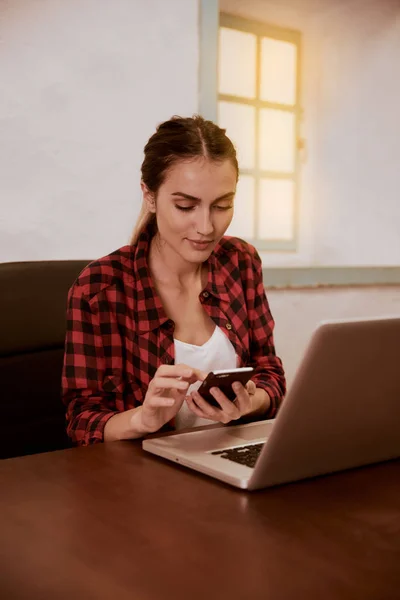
[134,364,206,434]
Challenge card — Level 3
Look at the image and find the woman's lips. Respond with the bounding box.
[186,239,213,250]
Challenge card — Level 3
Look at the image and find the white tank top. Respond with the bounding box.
[174,326,237,430]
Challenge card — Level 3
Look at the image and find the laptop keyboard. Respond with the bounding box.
[211,443,264,468]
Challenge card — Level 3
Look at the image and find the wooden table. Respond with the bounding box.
[1,441,400,600]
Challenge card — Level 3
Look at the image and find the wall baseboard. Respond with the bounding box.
[263,267,400,289]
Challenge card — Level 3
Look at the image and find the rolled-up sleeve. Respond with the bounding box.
[62,284,122,445]
[245,249,286,418]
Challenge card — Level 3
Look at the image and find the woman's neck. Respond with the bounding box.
[149,234,205,290]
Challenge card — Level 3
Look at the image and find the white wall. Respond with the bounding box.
[220,0,400,267]
[0,0,199,262]
[268,285,400,386]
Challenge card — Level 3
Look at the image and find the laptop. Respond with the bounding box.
[143,317,400,490]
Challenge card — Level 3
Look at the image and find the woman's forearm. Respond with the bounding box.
[103,406,149,442]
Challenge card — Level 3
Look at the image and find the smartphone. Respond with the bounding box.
[196,367,254,408]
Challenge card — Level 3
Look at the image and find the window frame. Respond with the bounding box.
[218,12,302,252]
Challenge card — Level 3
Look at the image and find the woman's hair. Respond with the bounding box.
[130,115,238,244]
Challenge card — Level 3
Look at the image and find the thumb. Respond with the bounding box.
[246,380,256,396]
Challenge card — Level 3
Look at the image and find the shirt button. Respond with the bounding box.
[203,291,209,298]
[225,323,232,330]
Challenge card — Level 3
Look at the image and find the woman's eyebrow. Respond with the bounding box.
[171,191,235,201]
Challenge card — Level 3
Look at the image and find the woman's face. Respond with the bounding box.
[144,157,237,264]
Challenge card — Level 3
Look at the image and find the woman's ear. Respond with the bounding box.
[140,181,156,214]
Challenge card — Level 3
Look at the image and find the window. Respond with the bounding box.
[218,13,301,250]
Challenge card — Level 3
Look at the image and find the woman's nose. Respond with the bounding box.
[196,210,214,237]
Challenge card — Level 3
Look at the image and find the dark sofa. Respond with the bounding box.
[0,260,90,459]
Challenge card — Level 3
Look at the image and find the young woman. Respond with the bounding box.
[62,115,286,445]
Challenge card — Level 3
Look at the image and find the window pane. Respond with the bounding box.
[259,109,296,173]
[218,27,256,99]
[258,179,294,240]
[218,102,256,170]
[260,38,297,105]
[227,175,255,239]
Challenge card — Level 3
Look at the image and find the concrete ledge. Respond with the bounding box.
[263,267,400,289]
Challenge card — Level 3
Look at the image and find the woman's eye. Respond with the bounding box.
[175,205,195,212]
[175,204,233,212]
[214,205,233,211]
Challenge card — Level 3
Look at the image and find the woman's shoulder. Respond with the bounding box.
[71,245,136,301]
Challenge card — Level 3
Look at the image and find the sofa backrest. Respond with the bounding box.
[0,260,90,459]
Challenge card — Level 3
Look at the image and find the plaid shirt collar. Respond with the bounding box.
[133,223,231,334]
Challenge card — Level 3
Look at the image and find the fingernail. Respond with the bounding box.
[233,383,241,391]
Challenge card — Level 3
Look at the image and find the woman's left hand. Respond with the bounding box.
[186,380,257,424]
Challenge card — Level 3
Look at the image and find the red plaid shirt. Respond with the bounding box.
[62,224,286,445]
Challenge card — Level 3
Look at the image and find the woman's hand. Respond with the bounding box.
[186,380,261,424]
[135,364,206,434]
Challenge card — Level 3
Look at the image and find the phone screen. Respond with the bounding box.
[197,368,254,408]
